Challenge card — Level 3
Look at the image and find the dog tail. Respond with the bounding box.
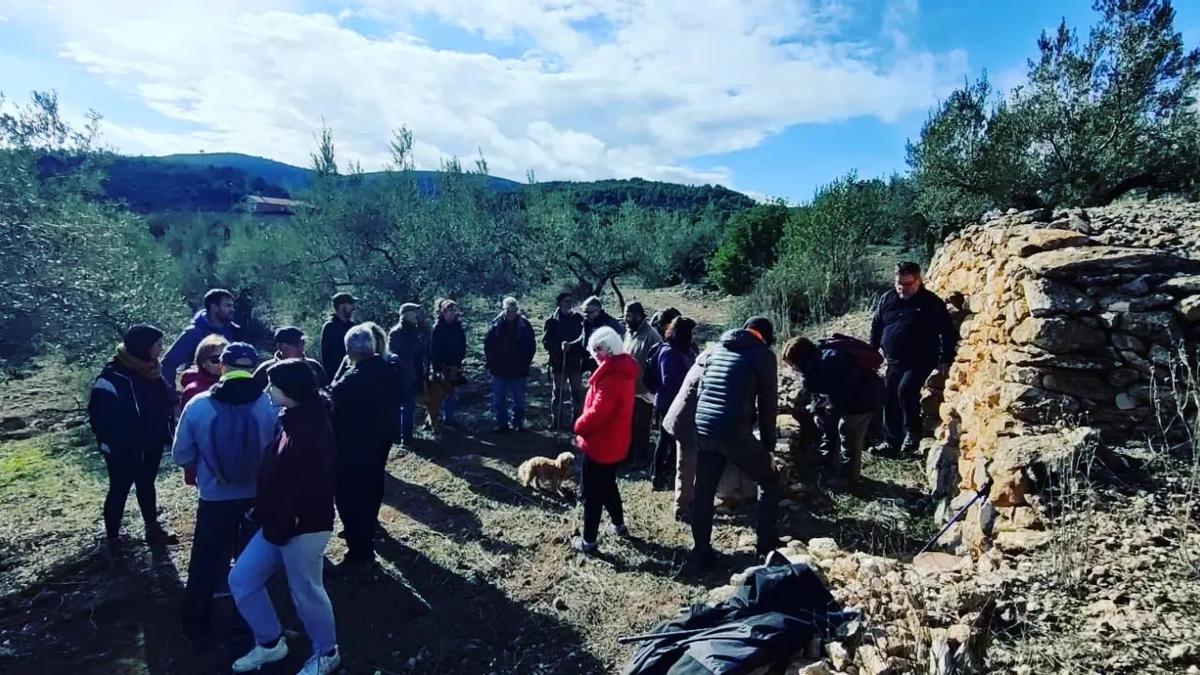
[518,461,532,486]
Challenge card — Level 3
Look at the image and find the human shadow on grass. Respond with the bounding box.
[413,446,578,513]
[382,472,522,555]
[356,530,611,674]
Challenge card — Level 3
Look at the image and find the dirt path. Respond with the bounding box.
[0,287,930,674]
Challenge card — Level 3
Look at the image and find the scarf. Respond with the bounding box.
[116,344,163,381]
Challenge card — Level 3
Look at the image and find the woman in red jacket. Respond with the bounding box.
[572,326,638,553]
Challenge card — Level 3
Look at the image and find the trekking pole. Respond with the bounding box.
[914,478,994,557]
[555,343,568,446]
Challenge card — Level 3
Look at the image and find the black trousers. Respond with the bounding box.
[627,398,654,469]
[102,445,164,539]
[883,361,933,447]
[692,435,780,556]
[336,441,391,561]
[651,411,676,489]
[580,456,624,543]
[181,498,256,633]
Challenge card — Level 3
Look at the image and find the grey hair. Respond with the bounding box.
[583,295,602,309]
[344,324,377,358]
[587,326,625,357]
[502,296,519,309]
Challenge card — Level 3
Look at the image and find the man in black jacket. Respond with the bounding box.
[484,297,537,432]
[320,293,356,378]
[691,317,781,565]
[870,262,958,455]
[579,295,624,373]
[543,292,586,430]
[389,302,429,446]
[330,325,398,567]
[253,326,328,390]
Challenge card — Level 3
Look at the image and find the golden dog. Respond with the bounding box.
[517,451,575,496]
[422,366,461,439]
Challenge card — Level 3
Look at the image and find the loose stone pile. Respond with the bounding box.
[922,199,1200,546]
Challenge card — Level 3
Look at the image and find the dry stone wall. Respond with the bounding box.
[924,200,1200,544]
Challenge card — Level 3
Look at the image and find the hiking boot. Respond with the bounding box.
[232,636,288,672]
[609,523,630,538]
[145,522,178,545]
[570,536,597,554]
[331,555,375,577]
[298,646,341,675]
[684,547,716,572]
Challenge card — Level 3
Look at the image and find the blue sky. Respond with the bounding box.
[1,1,1197,203]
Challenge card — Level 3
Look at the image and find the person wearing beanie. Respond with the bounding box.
[253,327,328,391]
[388,303,429,447]
[320,293,357,378]
[161,289,241,394]
[88,324,177,553]
[172,341,279,640]
[228,360,340,674]
[690,316,781,568]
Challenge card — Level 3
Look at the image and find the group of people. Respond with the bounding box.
[84,261,957,672]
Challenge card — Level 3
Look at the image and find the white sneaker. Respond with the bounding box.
[232,637,288,672]
[298,647,341,675]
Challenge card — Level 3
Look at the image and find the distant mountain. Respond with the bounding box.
[100,152,754,219]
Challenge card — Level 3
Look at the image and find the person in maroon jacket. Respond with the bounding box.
[571,326,638,554]
[227,360,341,675]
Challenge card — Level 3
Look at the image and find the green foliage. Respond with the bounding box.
[532,177,754,222]
[103,156,289,213]
[0,92,181,369]
[708,203,789,295]
[909,0,1200,235]
[746,175,890,327]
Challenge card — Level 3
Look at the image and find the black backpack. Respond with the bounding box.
[818,333,884,371]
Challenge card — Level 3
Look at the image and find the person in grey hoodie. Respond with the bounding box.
[172,342,279,641]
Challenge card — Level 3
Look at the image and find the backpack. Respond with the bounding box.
[818,333,884,371]
[642,342,667,392]
[206,400,265,485]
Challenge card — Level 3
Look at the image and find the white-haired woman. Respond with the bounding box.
[571,326,638,553]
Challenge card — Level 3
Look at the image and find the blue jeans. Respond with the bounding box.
[395,383,417,442]
[490,377,527,428]
[230,530,337,654]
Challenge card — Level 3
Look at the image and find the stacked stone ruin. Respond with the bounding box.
[922,199,1200,548]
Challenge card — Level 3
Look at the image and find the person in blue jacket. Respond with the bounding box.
[161,289,240,394]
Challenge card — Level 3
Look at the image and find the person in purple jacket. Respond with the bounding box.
[651,317,697,491]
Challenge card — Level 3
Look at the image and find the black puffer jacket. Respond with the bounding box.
[870,287,957,366]
[694,329,777,451]
[88,360,174,456]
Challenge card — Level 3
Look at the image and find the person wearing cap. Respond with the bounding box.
[622,301,662,470]
[428,299,466,429]
[483,297,537,432]
[690,316,782,567]
[88,324,177,553]
[543,292,586,430]
[388,303,429,446]
[172,342,279,640]
[254,327,328,391]
[320,293,356,378]
[161,288,241,394]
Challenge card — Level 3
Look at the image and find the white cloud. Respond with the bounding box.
[6,0,967,189]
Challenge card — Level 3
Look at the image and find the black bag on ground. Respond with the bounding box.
[622,563,849,675]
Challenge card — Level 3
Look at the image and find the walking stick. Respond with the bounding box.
[555,344,569,446]
[914,478,994,557]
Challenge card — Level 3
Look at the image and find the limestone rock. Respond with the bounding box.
[1159,274,1200,294]
[1021,278,1095,317]
[1012,317,1106,351]
[1023,246,1200,279]
[1177,295,1200,323]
